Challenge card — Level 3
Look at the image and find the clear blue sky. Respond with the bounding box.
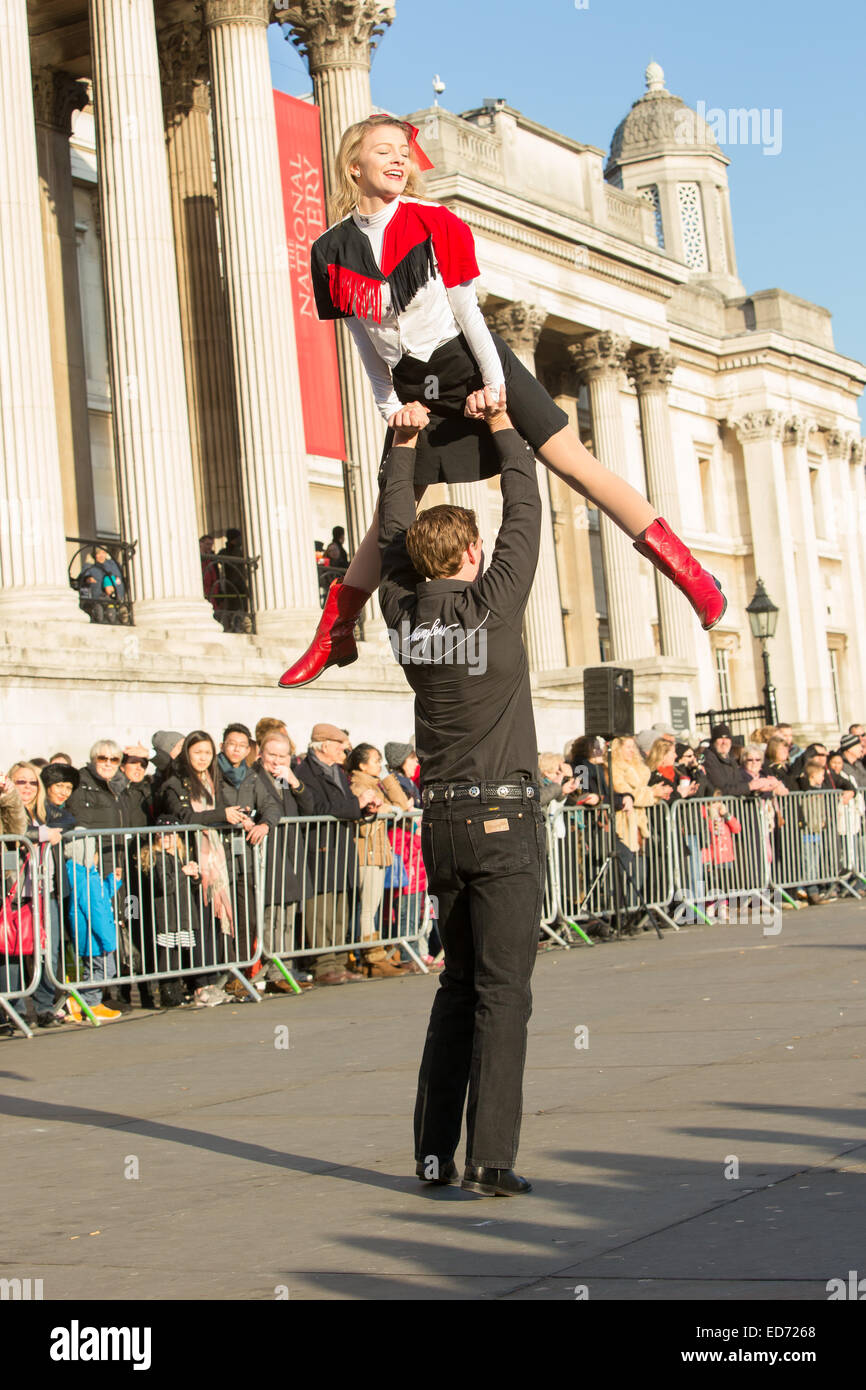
[269,0,865,426]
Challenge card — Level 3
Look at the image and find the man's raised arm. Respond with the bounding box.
[377,402,428,631]
[472,388,541,629]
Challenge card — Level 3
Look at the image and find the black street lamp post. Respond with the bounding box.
[746,578,780,725]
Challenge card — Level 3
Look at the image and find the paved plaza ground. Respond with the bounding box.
[2,899,865,1301]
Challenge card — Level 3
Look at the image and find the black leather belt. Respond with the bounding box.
[422,780,538,805]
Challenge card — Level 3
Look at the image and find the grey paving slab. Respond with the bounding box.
[1,900,865,1300]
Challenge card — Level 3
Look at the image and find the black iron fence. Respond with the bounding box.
[67,537,136,626]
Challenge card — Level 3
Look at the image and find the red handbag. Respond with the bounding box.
[0,860,35,956]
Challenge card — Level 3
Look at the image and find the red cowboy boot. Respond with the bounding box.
[633,517,727,630]
[278,579,370,688]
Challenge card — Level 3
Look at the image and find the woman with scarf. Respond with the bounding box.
[345,743,419,977]
[157,731,251,1006]
[279,114,727,689]
[4,762,68,1027]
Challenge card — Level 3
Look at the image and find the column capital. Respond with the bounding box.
[851,437,866,467]
[276,1,395,74]
[627,346,677,395]
[783,415,819,447]
[31,67,89,134]
[484,301,547,357]
[568,330,630,384]
[824,427,861,461]
[203,0,271,25]
[157,15,209,124]
[729,409,784,444]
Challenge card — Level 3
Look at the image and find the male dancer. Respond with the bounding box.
[378,384,545,1196]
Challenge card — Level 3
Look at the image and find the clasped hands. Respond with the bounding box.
[389,385,509,445]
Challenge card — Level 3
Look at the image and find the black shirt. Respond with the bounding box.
[378,426,540,785]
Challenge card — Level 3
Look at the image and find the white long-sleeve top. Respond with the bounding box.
[345,198,505,423]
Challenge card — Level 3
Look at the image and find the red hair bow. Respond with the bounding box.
[405,122,435,171]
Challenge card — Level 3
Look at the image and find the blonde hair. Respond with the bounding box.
[538,753,560,778]
[8,762,46,824]
[255,717,293,756]
[330,115,427,224]
[139,833,186,873]
[646,738,675,772]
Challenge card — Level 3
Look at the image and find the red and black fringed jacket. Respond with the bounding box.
[310,200,480,324]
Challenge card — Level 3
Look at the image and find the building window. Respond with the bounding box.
[714,645,732,708]
[638,184,665,249]
[806,461,828,536]
[828,647,842,728]
[677,182,708,270]
[698,455,715,533]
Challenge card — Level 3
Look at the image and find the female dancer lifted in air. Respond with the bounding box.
[279,113,725,688]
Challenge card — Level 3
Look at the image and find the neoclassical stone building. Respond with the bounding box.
[2,1,864,762]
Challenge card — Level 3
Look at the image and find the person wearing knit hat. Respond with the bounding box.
[385,741,421,807]
[42,761,79,831]
[839,732,866,790]
[709,723,733,743]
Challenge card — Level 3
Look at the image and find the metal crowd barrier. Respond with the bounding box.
[39,823,263,1022]
[4,789,865,1037]
[1,833,47,1038]
[260,811,432,979]
[552,801,678,935]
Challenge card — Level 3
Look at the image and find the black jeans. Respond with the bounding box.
[414,792,546,1169]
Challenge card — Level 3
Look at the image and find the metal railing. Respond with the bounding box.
[67,536,136,626]
[3,791,864,1036]
[208,553,260,634]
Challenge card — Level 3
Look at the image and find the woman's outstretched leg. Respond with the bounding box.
[537,425,726,629]
[342,506,383,593]
[279,484,428,688]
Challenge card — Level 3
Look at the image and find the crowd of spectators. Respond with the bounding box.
[536,719,866,935]
[1,720,436,1034]
[3,714,864,1034]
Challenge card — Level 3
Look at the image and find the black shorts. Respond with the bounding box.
[379,331,569,485]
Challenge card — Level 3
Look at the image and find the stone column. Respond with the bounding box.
[484,302,567,671]
[628,347,693,659]
[448,479,495,559]
[570,332,651,661]
[88,0,219,630]
[203,0,320,634]
[0,4,86,625]
[280,1,397,629]
[546,372,600,668]
[731,410,807,722]
[783,417,834,724]
[32,67,96,540]
[158,13,242,537]
[825,430,866,716]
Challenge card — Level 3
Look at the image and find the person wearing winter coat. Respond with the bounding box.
[0,770,27,838]
[293,725,379,985]
[254,732,317,990]
[138,819,203,1008]
[384,741,422,808]
[157,731,256,1007]
[700,724,751,798]
[41,763,78,831]
[64,836,122,1021]
[609,736,672,924]
[346,743,415,977]
[68,740,154,1010]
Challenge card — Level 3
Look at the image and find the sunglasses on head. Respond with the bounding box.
[123,757,148,767]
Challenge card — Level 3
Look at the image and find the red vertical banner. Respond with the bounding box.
[273,91,346,461]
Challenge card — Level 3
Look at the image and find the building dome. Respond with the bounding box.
[605,62,723,177]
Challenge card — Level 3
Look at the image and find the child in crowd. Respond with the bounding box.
[138,818,202,1008]
[797,758,833,904]
[64,836,122,1022]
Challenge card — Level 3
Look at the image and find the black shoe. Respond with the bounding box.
[461,1165,532,1196]
[415,1158,458,1185]
[36,1011,64,1028]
